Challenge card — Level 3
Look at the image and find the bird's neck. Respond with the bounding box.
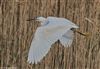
[40,20,48,26]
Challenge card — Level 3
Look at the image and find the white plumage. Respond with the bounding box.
[27,16,79,64]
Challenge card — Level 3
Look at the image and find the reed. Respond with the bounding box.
[0,0,100,69]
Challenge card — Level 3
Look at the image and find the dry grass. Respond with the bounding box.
[0,0,100,69]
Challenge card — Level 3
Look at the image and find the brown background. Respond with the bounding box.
[0,0,100,69]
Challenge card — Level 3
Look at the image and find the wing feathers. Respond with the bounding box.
[28,38,51,64]
[59,30,74,47]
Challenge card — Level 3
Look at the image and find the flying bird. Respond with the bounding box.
[27,16,87,64]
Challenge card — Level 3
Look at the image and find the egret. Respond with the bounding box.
[27,16,87,64]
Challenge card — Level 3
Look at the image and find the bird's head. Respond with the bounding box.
[36,17,46,22]
[27,16,46,22]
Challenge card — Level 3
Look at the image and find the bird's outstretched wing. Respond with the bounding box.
[28,28,52,64]
[59,30,74,47]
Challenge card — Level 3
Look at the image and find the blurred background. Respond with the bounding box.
[0,0,100,69]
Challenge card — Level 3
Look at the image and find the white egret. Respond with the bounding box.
[27,16,87,64]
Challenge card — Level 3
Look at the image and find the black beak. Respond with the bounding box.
[26,17,36,21]
[26,18,35,21]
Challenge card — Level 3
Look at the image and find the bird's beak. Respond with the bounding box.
[26,17,36,21]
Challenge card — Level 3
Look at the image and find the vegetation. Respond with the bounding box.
[0,0,100,69]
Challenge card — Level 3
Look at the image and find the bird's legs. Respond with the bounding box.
[75,30,90,36]
[71,28,90,36]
